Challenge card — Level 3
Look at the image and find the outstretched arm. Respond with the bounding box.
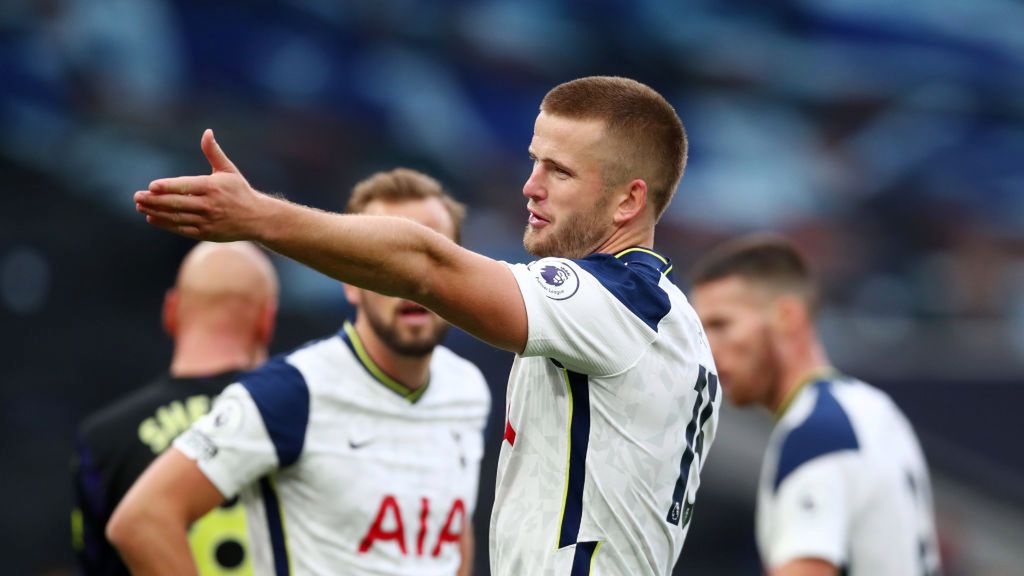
[135,130,527,353]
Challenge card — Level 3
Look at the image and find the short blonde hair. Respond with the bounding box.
[541,76,687,219]
[345,168,466,244]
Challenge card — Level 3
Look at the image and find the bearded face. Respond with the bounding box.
[691,277,783,408]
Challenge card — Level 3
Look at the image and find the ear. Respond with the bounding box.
[257,299,278,347]
[162,289,178,338]
[612,179,648,225]
[343,283,361,307]
[773,295,809,336]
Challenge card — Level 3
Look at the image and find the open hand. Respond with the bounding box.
[134,129,271,242]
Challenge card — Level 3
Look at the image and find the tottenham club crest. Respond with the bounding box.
[531,259,580,300]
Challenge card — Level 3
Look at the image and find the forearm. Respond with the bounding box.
[458,528,475,576]
[251,193,526,351]
[256,195,458,302]
[137,135,529,351]
[107,506,197,576]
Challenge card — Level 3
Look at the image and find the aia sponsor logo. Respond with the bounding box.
[359,496,466,558]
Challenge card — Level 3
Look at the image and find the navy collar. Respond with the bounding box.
[613,247,674,281]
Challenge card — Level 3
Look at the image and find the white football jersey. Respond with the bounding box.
[757,376,941,575]
[174,321,490,576]
[490,248,720,576]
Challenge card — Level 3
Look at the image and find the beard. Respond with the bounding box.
[363,306,449,358]
[728,325,783,407]
[523,199,612,259]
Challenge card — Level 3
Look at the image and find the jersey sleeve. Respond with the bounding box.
[763,455,852,569]
[71,434,113,573]
[173,358,311,498]
[505,257,668,376]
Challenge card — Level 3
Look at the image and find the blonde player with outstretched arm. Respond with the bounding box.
[132,77,720,575]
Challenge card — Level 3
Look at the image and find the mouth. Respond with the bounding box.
[397,302,432,323]
[527,208,550,228]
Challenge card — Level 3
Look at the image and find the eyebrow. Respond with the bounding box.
[528,148,576,176]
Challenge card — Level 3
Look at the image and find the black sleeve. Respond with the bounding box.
[71,433,128,576]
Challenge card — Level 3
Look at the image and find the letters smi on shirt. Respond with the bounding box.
[358,496,465,557]
[138,395,212,454]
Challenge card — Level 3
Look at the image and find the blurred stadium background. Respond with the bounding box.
[2,0,1023,574]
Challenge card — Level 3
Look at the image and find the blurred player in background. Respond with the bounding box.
[109,169,490,575]
[72,241,279,575]
[132,76,720,575]
[689,235,941,576]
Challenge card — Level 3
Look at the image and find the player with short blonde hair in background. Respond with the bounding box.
[73,241,278,575]
[109,169,490,576]
[133,75,721,576]
[689,234,941,576]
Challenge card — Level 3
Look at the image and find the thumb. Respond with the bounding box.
[201,129,239,174]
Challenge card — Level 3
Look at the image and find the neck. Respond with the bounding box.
[593,224,655,256]
[170,330,264,378]
[354,317,431,391]
[768,336,832,416]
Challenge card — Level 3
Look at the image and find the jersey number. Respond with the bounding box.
[905,471,941,576]
[359,496,465,557]
[666,364,718,526]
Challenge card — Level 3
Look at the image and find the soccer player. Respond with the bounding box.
[109,168,490,576]
[72,241,279,575]
[688,235,942,576]
[132,76,720,575]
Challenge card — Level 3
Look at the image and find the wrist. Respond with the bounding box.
[248,192,290,245]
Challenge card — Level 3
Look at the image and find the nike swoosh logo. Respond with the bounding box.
[349,439,375,450]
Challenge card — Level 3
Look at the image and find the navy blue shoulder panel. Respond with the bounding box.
[240,356,311,468]
[574,253,671,332]
[773,380,859,492]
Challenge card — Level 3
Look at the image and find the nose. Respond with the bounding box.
[522,163,545,201]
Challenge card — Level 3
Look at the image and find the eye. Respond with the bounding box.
[553,166,570,179]
[705,318,728,331]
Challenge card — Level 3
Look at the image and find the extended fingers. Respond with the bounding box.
[143,213,203,239]
[135,189,209,215]
[149,175,211,196]
[135,199,207,224]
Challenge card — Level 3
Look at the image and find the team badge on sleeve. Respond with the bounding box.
[529,259,580,300]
